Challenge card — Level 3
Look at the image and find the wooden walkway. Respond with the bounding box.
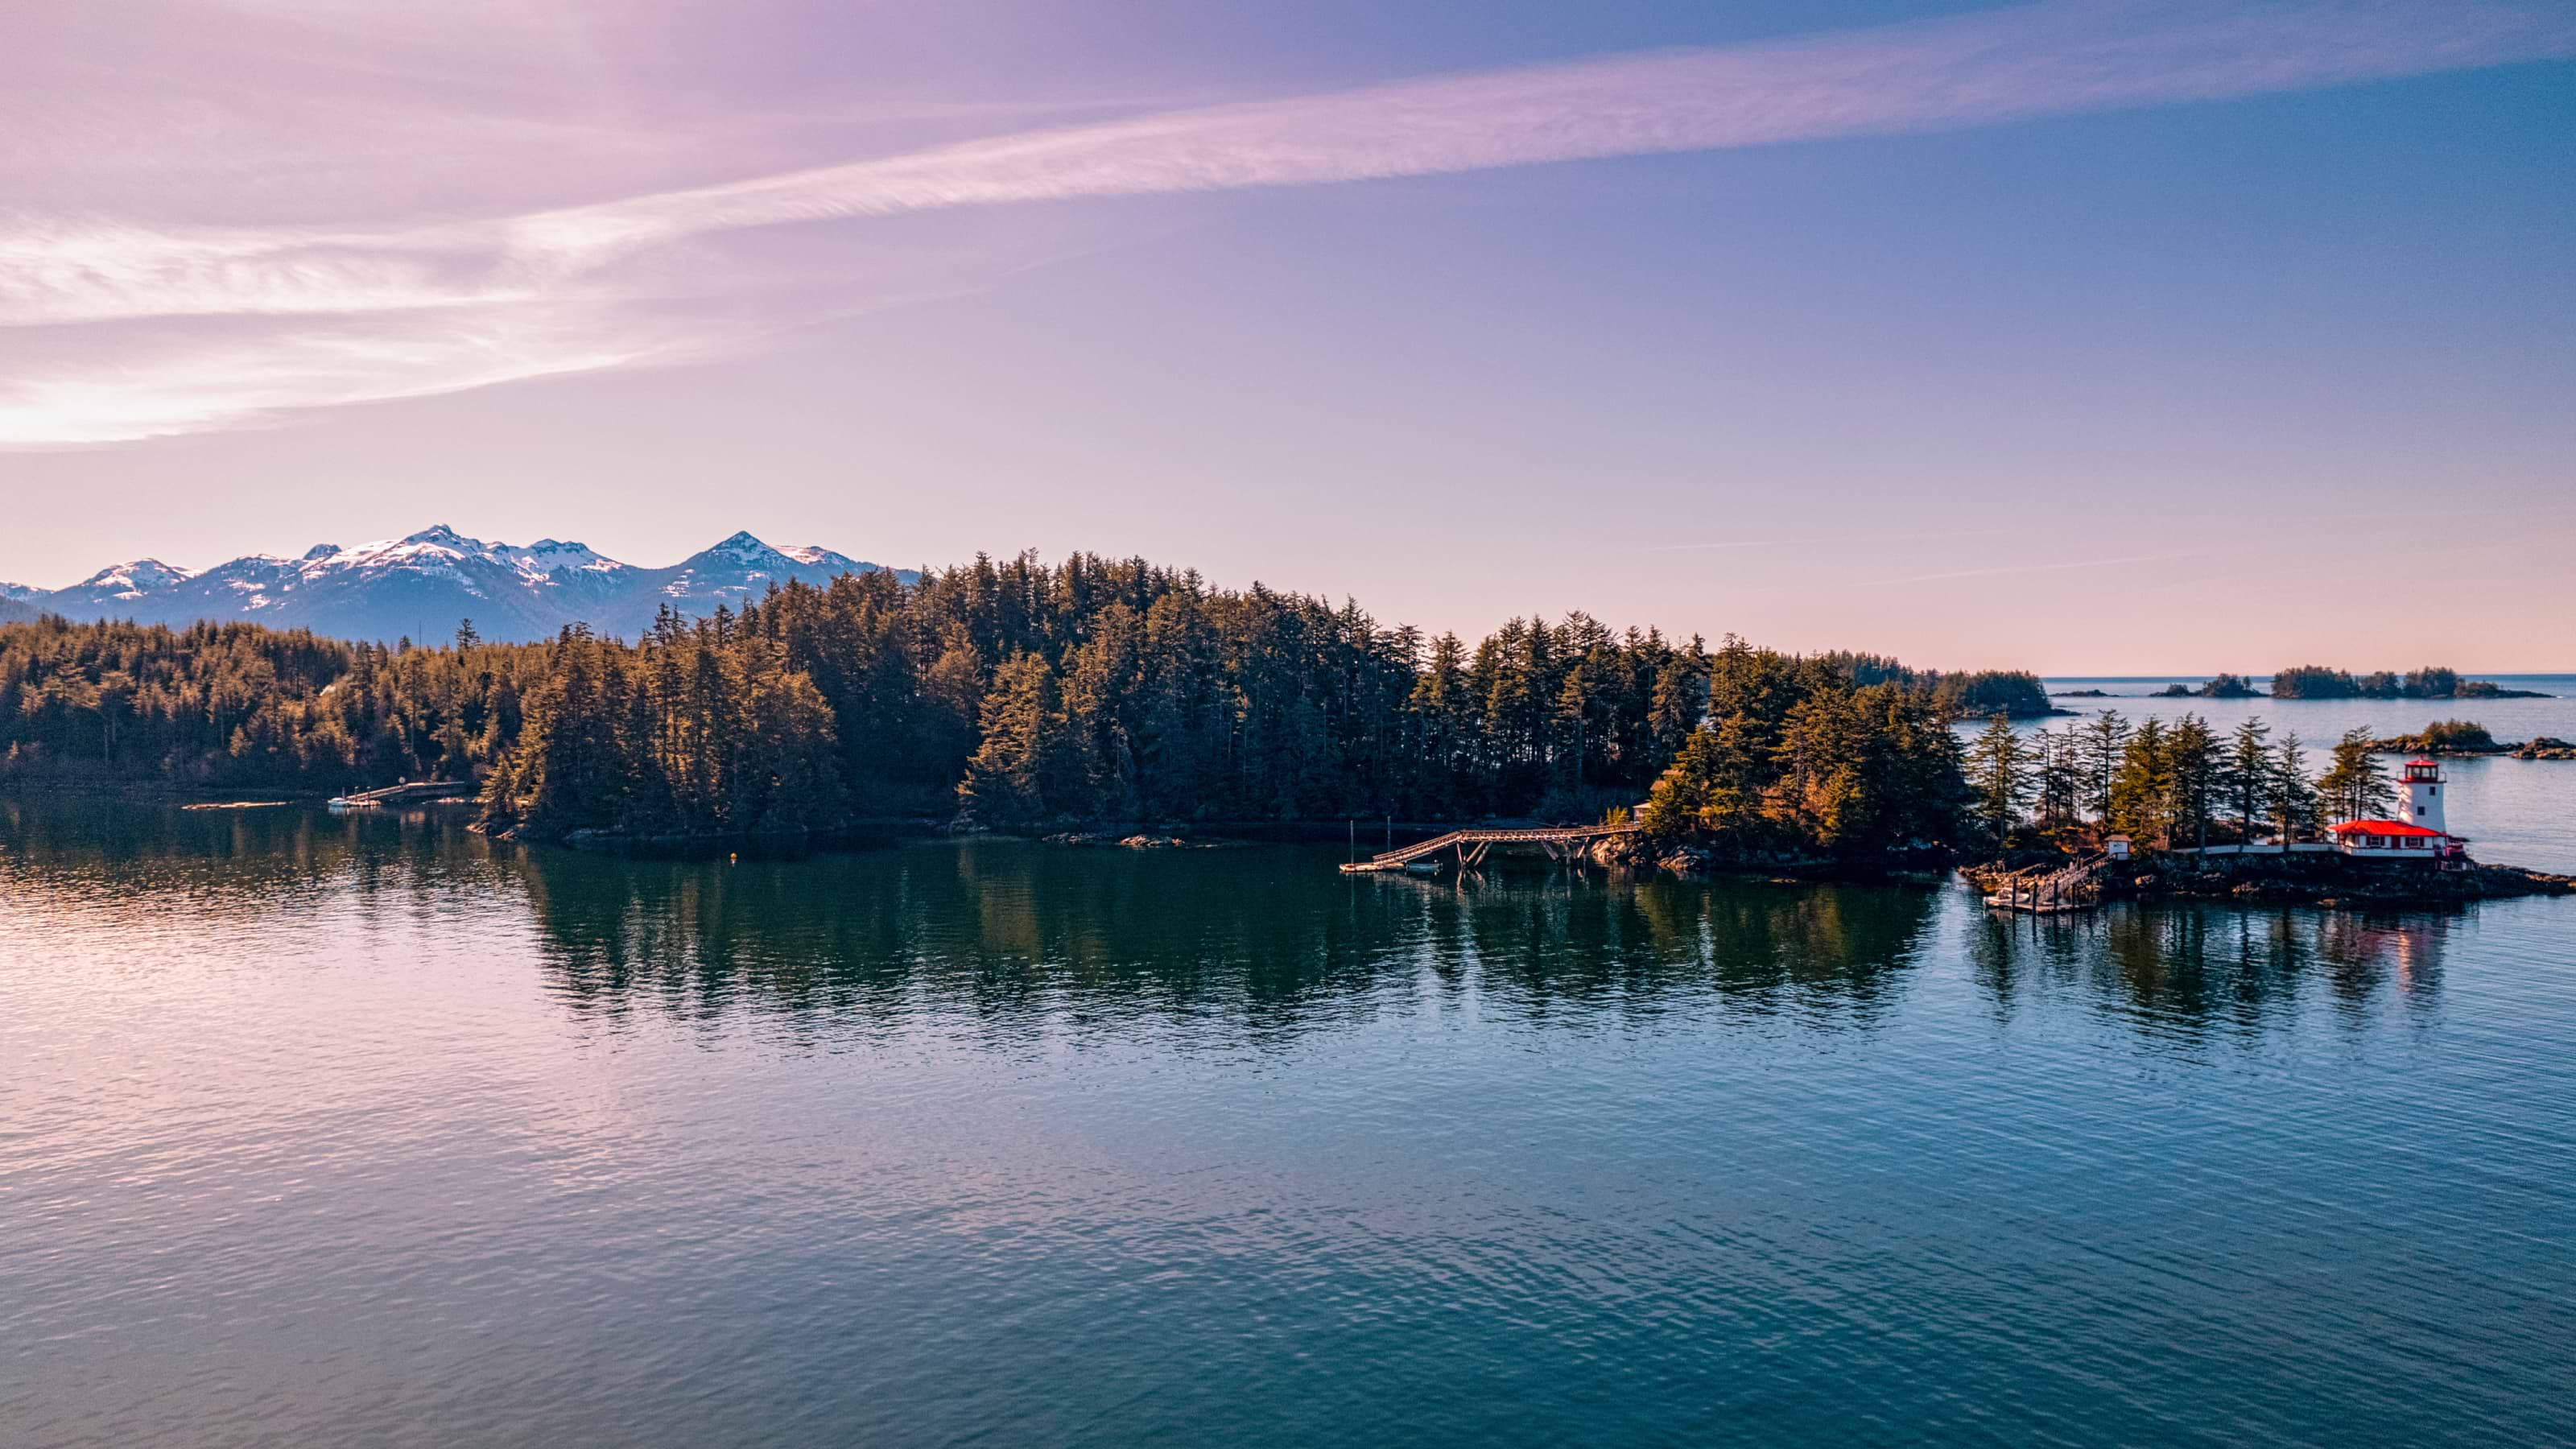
[328,780,462,809]
[1340,824,1641,874]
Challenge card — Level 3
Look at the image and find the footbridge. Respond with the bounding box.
[1340,823,1641,874]
[328,780,464,809]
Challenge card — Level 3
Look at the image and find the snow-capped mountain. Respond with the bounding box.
[9,526,913,642]
[64,559,199,604]
[633,531,877,614]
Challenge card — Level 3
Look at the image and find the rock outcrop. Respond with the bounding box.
[1971,851,2572,906]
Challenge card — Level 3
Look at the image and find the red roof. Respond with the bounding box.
[2405,757,2438,768]
[2330,819,2445,838]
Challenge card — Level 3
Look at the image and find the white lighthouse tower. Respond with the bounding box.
[2397,757,2446,836]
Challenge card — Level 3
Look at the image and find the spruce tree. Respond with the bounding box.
[2165,713,2221,849]
[2082,709,2131,822]
[958,652,1075,824]
[2108,716,2172,845]
[2272,734,2322,842]
[1967,712,2030,849]
[2223,716,2274,842]
[2316,727,2395,824]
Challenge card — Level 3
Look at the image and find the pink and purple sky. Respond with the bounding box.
[5,0,2571,671]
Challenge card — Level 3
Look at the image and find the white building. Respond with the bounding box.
[2327,758,2459,861]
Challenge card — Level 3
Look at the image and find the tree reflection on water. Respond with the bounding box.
[509,839,1943,1037]
[0,797,2467,1042]
[1969,900,2446,1033]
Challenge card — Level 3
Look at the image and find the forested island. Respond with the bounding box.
[2359,720,2576,760]
[0,555,2561,901]
[1949,711,2573,903]
[2072,667,2545,702]
[2153,672,2262,699]
[2268,665,2546,700]
[2,557,1967,854]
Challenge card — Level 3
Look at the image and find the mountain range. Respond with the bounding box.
[0,526,914,643]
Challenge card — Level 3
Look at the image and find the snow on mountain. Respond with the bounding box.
[70,559,196,600]
[656,531,795,597]
[0,581,37,602]
[492,539,627,584]
[15,527,912,642]
[632,532,900,617]
[780,544,867,572]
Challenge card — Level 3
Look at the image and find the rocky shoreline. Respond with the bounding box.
[2363,733,2576,760]
[1583,832,1954,884]
[1963,854,2574,907]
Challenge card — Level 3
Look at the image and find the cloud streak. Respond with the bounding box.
[8,0,2573,444]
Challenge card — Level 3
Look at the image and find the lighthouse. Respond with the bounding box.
[2328,756,2457,861]
[2397,757,2446,836]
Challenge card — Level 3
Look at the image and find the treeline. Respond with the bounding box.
[1966,709,2402,851]
[0,556,1713,835]
[0,555,2026,855]
[1639,641,1969,856]
[2270,664,2536,700]
[0,616,535,790]
[485,556,1721,836]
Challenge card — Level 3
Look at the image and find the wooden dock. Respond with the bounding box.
[1341,824,1640,874]
[1984,852,2106,913]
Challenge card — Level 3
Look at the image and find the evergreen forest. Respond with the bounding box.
[0,551,2074,855]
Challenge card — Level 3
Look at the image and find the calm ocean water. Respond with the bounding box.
[6,682,2576,1449]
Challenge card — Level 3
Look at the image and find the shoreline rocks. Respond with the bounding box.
[1965,854,2572,908]
[2362,732,2574,759]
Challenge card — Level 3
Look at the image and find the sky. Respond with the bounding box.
[2,0,2570,671]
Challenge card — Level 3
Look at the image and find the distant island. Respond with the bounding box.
[2074,667,2550,701]
[2269,665,2548,700]
[2153,672,2262,699]
[2360,720,2576,760]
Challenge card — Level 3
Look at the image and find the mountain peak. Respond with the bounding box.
[301,544,341,563]
[76,559,193,596]
[495,538,626,581]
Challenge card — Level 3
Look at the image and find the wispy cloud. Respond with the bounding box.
[8,0,2573,444]
[1847,548,2229,588]
[1642,528,2018,554]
